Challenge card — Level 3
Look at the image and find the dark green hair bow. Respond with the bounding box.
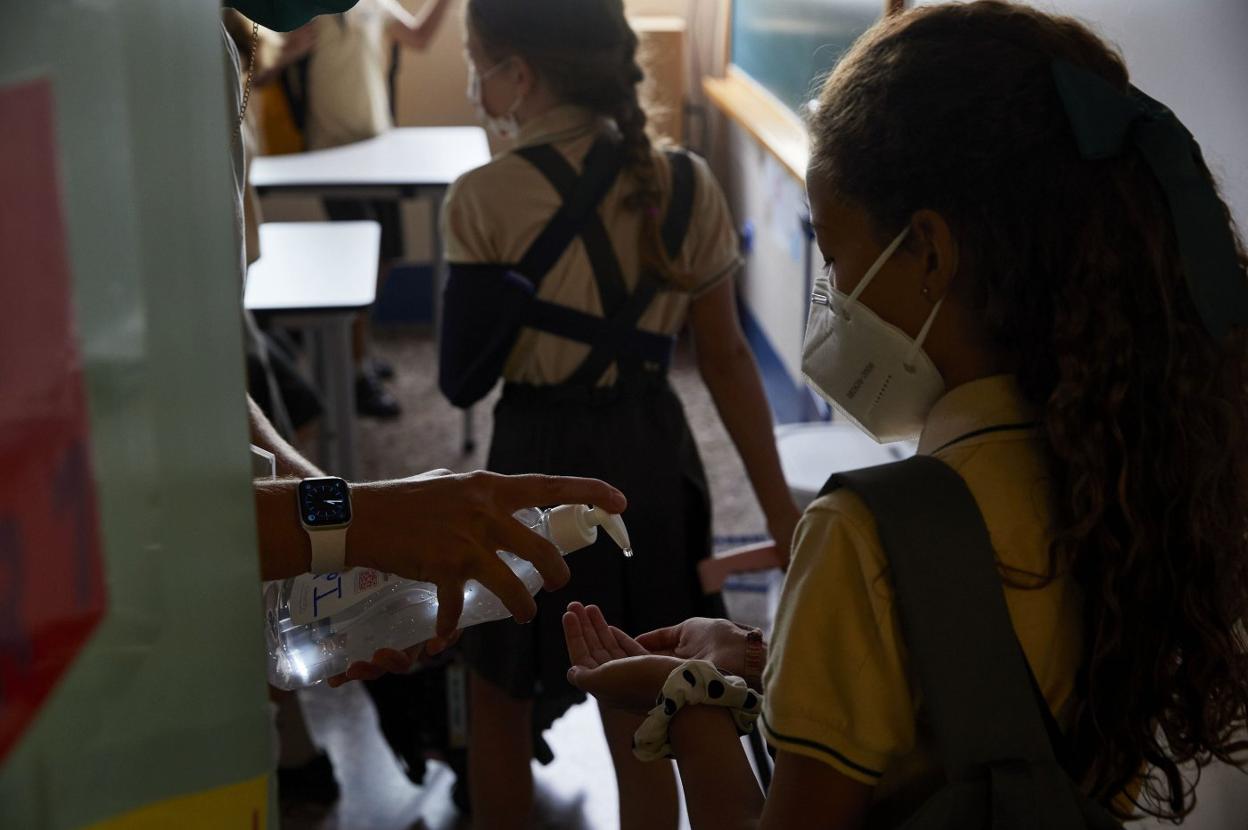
[1051,58,1248,339]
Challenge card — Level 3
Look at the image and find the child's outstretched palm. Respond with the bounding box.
[562,602,681,714]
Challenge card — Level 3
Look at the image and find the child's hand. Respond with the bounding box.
[563,602,680,714]
[567,654,684,715]
[562,601,648,667]
[636,618,762,683]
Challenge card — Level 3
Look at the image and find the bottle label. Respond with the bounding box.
[289,568,393,624]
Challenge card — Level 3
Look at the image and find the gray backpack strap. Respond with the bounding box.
[822,456,1120,829]
[824,456,1055,775]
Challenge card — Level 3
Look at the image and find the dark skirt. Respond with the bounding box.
[460,374,720,748]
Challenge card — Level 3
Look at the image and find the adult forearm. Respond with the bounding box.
[670,705,764,829]
[248,396,323,479]
[253,478,403,581]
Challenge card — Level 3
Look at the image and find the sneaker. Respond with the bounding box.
[365,356,396,380]
[355,371,401,419]
[277,752,340,806]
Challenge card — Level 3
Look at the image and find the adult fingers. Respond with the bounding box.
[497,474,627,516]
[424,630,461,658]
[435,579,467,639]
[492,514,569,591]
[371,648,415,674]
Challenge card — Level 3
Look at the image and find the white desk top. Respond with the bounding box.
[249,126,492,192]
[245,222,380,313]
[775,422,915,506]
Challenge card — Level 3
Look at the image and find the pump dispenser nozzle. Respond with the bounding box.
[547,504,632,557]
[586,506,632,557]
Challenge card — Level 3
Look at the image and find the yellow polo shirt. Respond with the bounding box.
[441,105,743,387]
[761,374,1083,820]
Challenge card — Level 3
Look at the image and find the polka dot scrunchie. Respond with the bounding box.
[632,659,763,762]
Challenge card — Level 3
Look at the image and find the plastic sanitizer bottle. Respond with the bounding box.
[263,505,631,690]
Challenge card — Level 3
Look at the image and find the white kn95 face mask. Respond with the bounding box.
[801,226,946,443]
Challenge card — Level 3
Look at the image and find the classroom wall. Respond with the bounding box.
[914,0,1248,232]
[392,0,694,129]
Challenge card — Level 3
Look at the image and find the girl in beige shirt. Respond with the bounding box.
[440,1,801,827]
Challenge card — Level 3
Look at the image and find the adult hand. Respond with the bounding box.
[326,630,460,688]
[349,472,627,637]
[563,602,680,715]
[635,617,759,682]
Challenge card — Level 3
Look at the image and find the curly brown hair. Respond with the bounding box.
[808,0,1248,819]
[467,0,678,285]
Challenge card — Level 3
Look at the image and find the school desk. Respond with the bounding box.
[250,127,492,454]
[245,221,381,479]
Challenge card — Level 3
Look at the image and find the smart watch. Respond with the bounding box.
[297,477,352,573]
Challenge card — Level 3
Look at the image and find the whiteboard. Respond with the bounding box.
[731,0,883,113]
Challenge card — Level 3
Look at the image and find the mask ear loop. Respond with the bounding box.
[903,295,945,373]
[842,226,911,321]
[481,57,524,137]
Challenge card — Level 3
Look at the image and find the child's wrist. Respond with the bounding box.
[632,659,763,762]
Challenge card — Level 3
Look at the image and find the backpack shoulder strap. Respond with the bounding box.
[819,456,1057,781]
[661,149,697,260]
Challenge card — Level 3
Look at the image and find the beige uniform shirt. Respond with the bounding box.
[442,105,743,386]
[761,375,1083,821]
[306,0,394,150]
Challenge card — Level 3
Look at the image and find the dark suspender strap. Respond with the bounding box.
[561,274,663,387]
[514,138,625,297]
[817,457,1060,781]
[661,150,697,260]
[559,151,699,387]
[527,299,675,366]
[515,142,629,316]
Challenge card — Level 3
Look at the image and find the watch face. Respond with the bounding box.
[298,478,351,527]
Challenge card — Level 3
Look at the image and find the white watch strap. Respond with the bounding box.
[309,526,349,574]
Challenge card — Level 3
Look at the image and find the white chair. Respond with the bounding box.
[775,421,915,509]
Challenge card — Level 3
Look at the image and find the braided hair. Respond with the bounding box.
[468,0,679,285]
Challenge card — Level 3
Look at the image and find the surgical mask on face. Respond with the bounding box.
[800,226,946,444]
[466,56,525,139]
